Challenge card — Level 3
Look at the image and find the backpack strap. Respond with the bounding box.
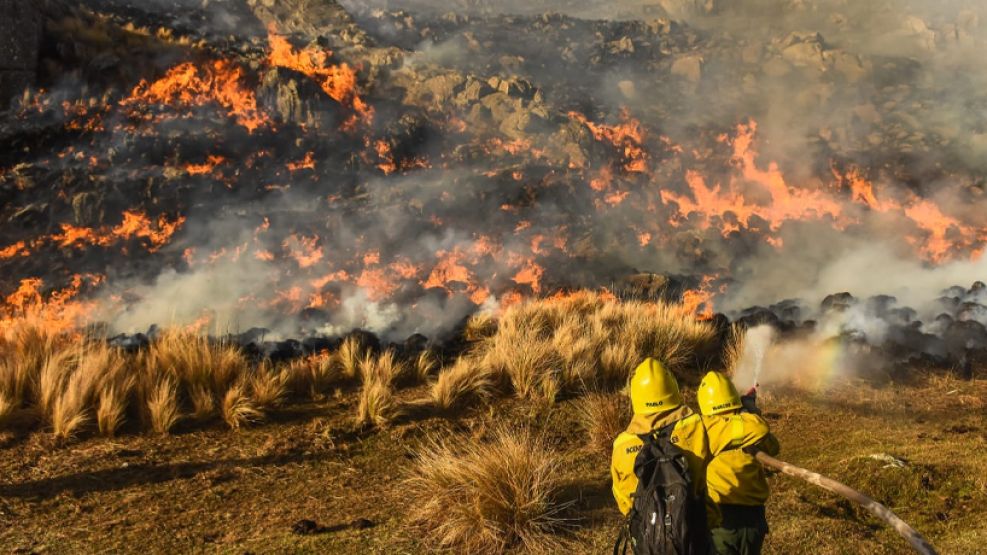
[639,421,677,445]
[612,521,631,555]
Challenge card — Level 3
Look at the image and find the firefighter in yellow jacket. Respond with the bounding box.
[698,371,780,555]
[610,358,712,518]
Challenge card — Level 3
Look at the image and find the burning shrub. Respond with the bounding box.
[406,427,572,554]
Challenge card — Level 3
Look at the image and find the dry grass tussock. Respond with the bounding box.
[577,391,630,456]
[430,292,716,409]
[249,363,288,410]
[337,335,366,380]
[354,349,408,429]
[144,330,249,419]
[406,427,573,554]
[0,322,309,437]
[0,323,136,439]
[286,350,340,399]
[222,382,264,430]
[721,324,745,377]
[430,356,500,412]
[143,373,180,434]
[355,380,401,429]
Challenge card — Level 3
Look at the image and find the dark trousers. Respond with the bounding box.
[710,504,768,555]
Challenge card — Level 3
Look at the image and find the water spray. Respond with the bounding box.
[732,324,775,393]
[734,326,937,554]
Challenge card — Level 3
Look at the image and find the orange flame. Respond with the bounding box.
[123,60,269,133]
[661,121,844,241]
[283,234,324,268]
[266,26,373,129]
[287,151,316,172]
[512,258,544,294]
[50,211,185,253]
[903,199,973,262]
[185,155,227,176]
[0,275,103,336]
[424,249,472,290]
[570,108,648,173]
[374,140,398,175]
[0,241,30,260]
[680,275,717,320]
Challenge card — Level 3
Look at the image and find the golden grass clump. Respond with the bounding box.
[721,324,746,376]
[414,349,438,382]
[0,393,13,426]
[406,427,572,554]
[359,349,407,386]
[249,364,288,410]
[430,356,499,412]
[188,384,215,420]
[355,380,400,429]
[430,292,716,410]
[222,382,263,430]
[144,373,180,435]
[286,350,340,399]
[577,392,630,456]
[0,322,61,409]
[463,312,497,342]
[0,321,142,437]
[144,331,249,419]
[50,343,130,439]
[481,323,562,403]
[50,373,92,440]
[354,349,405,428]
[337,335,366,380]
[97,380,133,437]
[36,350,71,420]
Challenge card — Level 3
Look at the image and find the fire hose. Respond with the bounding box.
[753,450,938,555]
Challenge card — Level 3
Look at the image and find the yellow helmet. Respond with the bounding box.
[698,371,742,415]
[630,358,682,415]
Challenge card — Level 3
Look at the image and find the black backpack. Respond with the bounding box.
[614,422,710,555]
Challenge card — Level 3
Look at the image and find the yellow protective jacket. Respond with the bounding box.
[702,412,780,507]
[610,406,711,517]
